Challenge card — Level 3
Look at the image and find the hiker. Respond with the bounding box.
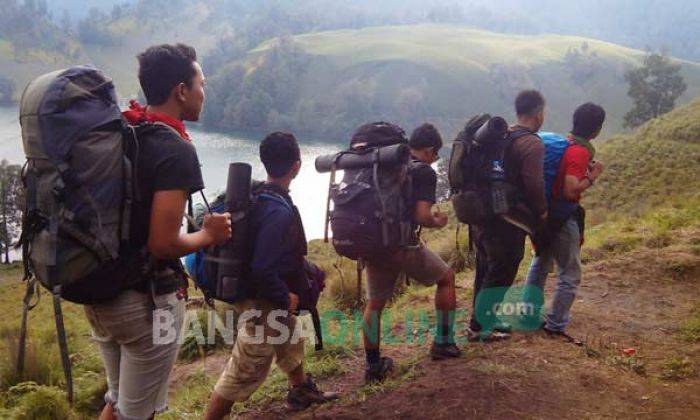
[204,132,338,419]
[84,44,232,420]
[525,103,606,343]
[468,90,548,341]
[362,123,461,383]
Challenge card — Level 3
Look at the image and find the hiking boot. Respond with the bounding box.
[430,342,462,360]
[467,328,511,343]
[365,356,394,383]
[286,374,339,411]
[543,327,583,346]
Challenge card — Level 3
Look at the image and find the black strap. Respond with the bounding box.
[52,286,74,405]
[311,307,323,351]
[17,277,38,381]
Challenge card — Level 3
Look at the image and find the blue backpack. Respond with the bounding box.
[184,198,226,300]
[538,132,579,220]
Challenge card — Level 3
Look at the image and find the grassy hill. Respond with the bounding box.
[219,24,700,139]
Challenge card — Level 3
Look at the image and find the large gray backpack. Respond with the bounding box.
[19,65,139,303]
[17,66,139,403]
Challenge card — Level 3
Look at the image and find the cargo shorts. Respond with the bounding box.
[365,244,450,301]
[84,289,185,420]
[214,299,305,402]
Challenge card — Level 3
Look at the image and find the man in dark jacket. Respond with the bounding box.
[205,132,337,419]
[468,90,548,341]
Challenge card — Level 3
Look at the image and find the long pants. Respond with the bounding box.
[470,219,526,332]
[525,217,582,332]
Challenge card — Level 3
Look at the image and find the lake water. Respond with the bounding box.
[0,106,342,247]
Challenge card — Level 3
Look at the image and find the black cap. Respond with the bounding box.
[409,123,442,150]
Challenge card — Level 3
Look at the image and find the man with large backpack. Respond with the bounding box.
[468,90,549,341]
[205,133,338,419]
[525,103,606,343]
[81,44,232,419]
[362,123,461,383]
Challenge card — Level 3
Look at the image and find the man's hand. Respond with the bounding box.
[288,292,299,313]
[588,160,604,180]
[201,212,232,245]
[432,211,448,228]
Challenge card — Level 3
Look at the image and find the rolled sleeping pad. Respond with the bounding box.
[216,162,252,301]
[225,162,252,214]
[315,143,410,173]
[474,116,508,145]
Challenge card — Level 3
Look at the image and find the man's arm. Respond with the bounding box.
[148,190,231,259]
[414,201,448,228]
[519,137,548,218]
[563,161,604,201]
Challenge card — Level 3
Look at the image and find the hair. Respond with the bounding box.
[137,43,198,106]
[409,123,443,150]
[515,90,546,117]
[572,102,606,139]
[260,132,301,178]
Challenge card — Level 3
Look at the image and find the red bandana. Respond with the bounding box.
[122,100,191,141]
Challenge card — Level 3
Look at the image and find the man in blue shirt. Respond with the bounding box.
[205,133,337,419]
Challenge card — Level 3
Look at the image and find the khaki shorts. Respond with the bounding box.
[214,299,305,402]
[366,244,450,301]
[84,290,185,420]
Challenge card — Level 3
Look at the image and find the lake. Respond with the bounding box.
[0,105,342,247]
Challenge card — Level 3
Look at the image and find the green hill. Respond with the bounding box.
[204,24,700,139]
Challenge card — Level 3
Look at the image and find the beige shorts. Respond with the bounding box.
[366,244,450,301]
[84,290,185,420]
[214,299,305,402]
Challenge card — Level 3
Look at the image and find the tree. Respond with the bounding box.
[0,160,23,264]
[623,52,687,128]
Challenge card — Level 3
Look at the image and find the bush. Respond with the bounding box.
[661,356,697,381]
[1,337,60,390]
[13,384,70,420]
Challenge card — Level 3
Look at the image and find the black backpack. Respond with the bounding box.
[325,122,413,262]
[448,114,530,225]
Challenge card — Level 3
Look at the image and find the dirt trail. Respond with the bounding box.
[172,245,700,419]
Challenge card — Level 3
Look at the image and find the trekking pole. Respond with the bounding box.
[17,277,37,379]
[323,165,337,243]
[52,286,74,404]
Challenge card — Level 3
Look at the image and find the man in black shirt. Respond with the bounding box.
[85,44,231,420]
[363,123,460,383]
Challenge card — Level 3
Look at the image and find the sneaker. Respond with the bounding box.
[493,323,513,334]
[430,342,462,360]
[365,356,394,383]
[543,327,583,346]
[286,374,339,411]
[467,328,511,343]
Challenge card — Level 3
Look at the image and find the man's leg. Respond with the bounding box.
[474,221,525,334]
[545,218,582,332]
[362,260,397,382]
[205,304,275,420]
[275,311,339,410]
[469,229,489,332]
[435,268,457,343]
[362,298,387,352]
[524,247,554,321]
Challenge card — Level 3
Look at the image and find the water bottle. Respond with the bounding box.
[490,160,509,215]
